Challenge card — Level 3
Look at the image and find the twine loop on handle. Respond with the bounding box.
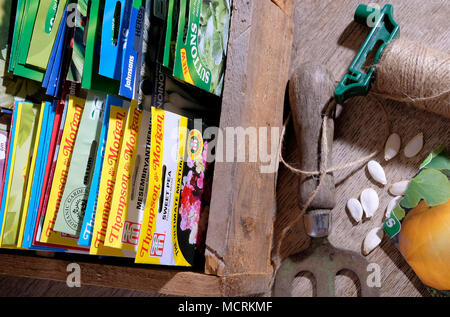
[279,96,390,219]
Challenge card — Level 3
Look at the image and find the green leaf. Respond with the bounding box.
[420,145,446,169]
[423,149,450,171]
[392,205,406,221]
[401,169,450,209]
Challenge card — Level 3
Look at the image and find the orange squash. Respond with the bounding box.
[398,199,450,290]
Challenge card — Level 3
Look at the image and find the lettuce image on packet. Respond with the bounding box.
[173,0,231,96]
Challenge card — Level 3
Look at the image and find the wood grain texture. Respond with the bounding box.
[0,275,162,297]
[272,0,450,297]
[271,0,293,14]
[204,0,293,288]
[0,251,221,297]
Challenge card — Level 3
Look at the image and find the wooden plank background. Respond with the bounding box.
[271,0,450,296]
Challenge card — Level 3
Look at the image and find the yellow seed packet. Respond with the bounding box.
[0,102,40,247]
[90,101,131,257]
[104,101,142,251]
[16,102,46,248]
[135,107,192,266]
[40,96,87,249]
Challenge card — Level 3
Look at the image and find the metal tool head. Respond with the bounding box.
[273,238,380,297]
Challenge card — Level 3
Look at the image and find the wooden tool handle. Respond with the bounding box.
[289,63,336,211]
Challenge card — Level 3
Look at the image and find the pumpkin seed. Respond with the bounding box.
[384,133,401,161]
[386,196,402,218]
[363,227,384,256]
[389,181,410,196]
[404,133,424,158]
[367,160,387,185]
[360,188,379,218]
[347,198,363,223]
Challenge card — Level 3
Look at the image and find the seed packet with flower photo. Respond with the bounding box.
[136,107,213,267]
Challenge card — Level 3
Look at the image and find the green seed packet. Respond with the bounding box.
[26,0,68,70]
[82,0,119,94]
[8,0,28,73]
[16,0,41,67]
[9,0,45,82]
[162,0,180,72]
[0,0,17,108]
[53,91,106,236]
[4,0,43,100]
[173,0,231,96]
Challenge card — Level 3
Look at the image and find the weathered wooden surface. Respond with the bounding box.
[0,249,273,296]
[272,0,450,297]
[0,275,161,297]
[205,0,293,291]
[0,251,221,297]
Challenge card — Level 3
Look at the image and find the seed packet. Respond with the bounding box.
[136,0,152,109]
[0,104,18,242]
[10,0,45,82]
[89,96,133,257]
[33,101,67,246]
[26,0,68,70]
[78,98,112,247]
[161,0,180,72]
[119,0,145,100]
[15,102,52,249]
[66,0,88,83]
[0,111,12,187]
[2,0,43,105]
[384,146,450,297]
[45,5,71,98]
[99,0,132,80]
[53,92,106,236]
[43,6,68,90]
[39,96,90,250]
[32,92,82,251]
[0,101,41,247]
[15,0,41,67]
[8,0,23,73]
[135,107,212,266]
[173,0,231,96]
[104,102,143,251]
[114,108,151,252]
[22,101,56,249]
[82,0,120,94]
[0,1,18,109]
[148,0,167,66]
